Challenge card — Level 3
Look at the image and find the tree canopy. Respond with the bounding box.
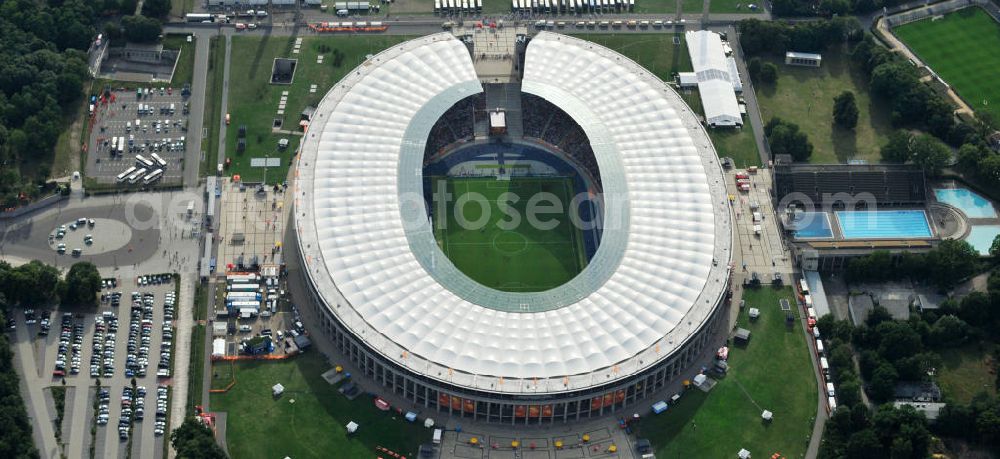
[765,117,813,161]
[833,91,859,129]
[62,262,101,308]
[121,14,162,43]
[171,418,228,459]
[0,0,94,207]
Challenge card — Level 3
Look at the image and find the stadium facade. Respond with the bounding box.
[294,32,734,423]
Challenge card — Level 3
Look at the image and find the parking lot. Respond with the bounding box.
[86,87,192,185]
[10,274,179,459]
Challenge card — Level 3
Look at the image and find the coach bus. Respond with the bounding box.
[186,13,213,22]
[117,166,138,183]
[127,167,147,184]
[135,154,155,168]
[227,283,261,292]
[227,292,262,301]
[150,153,167,168]
[226,300,261,309]
[226,273,260,283]
[142,169,163,184]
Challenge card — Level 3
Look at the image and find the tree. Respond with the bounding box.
[141,0,171,18]
[881,131,913,163]
[171,418,227,459]
[908,134,952,176]
[869,362,898,402]
[747,57,762,80]
[62,262,101,308]
[838,378,862,408]
[121,15,162,43]
[833,91,859,129]
[758,62,778,85]
[925,239,980,290]
[765,117,813,161]
[846,428,883,459]
[990,234,1000,259]
[928,315,970,348]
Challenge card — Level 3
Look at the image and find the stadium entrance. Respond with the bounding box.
[422,95,604,292]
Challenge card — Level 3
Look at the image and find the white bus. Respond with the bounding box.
[142,169,163,184]
[226,273,260,283]
[150,153,167,168]
[127,168,147,184]
[135,154,154,168]
[227,283,261,292]
[227,292,262,301]
[435,0,440,10]
[799,278,809,294]
[476,0,482,10]
[117,166,138,183]
[226,300,261,309]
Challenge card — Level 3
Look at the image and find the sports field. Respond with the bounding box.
[432,176,587,292]
[894,7,1000,121]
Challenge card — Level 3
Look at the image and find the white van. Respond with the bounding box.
[826,382,835,397]
[432,429,443,445]
[336,9,349,16]
[816,339,825,355]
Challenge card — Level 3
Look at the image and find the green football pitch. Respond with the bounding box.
[431,176,588,292]
[894,7,1000,121]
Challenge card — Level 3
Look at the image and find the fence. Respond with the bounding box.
[0,193,67,220]
[884,0,994,27]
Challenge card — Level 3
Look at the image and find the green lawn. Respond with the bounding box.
[210,353,429,459]
[576,34,693,78]
[756,47,894,164]
[638,287,818,458]
[709,0,763,14]
[162,34,196,87]
[224,35,409,183]
[170,0,195,17]
[894,7,1000,122]
[432,176,586,292]
[683,0,705,13]
[630,0,683,13]
[936,342,998,404]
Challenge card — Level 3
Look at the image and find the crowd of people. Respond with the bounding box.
[424,94,486,158]
[521,94,601,189]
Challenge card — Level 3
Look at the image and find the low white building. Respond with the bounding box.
[685,30,743,127]
[785,51,822,67]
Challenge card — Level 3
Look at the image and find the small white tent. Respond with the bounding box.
[693,374,707,387]
[761,410,773,421]
[346,421,359,434]
[272,383,285,397]
[424,418,435,428]
[738,448,752,459]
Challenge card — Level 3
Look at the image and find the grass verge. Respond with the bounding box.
[162,34,196,87]
[50,386,67,443]
[187,325,206,415]
[638,287,818,458]
[209,352,428,459]
[202,35,225,178]
[709,0,763,14]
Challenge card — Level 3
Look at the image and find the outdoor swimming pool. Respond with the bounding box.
[934,188,997,219]
[967,225,1000,255]
[836,210,933,239]
[791,212,833,239]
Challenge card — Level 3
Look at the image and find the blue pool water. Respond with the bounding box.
[791,212,833,239]
[967,225,1000,255]
[836,210,933,239]
[934,188,997,219]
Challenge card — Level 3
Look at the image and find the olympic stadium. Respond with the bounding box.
[293,30,734,423]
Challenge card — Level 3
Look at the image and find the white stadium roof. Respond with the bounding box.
[295,33,733,394]
[685,30,743,127]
